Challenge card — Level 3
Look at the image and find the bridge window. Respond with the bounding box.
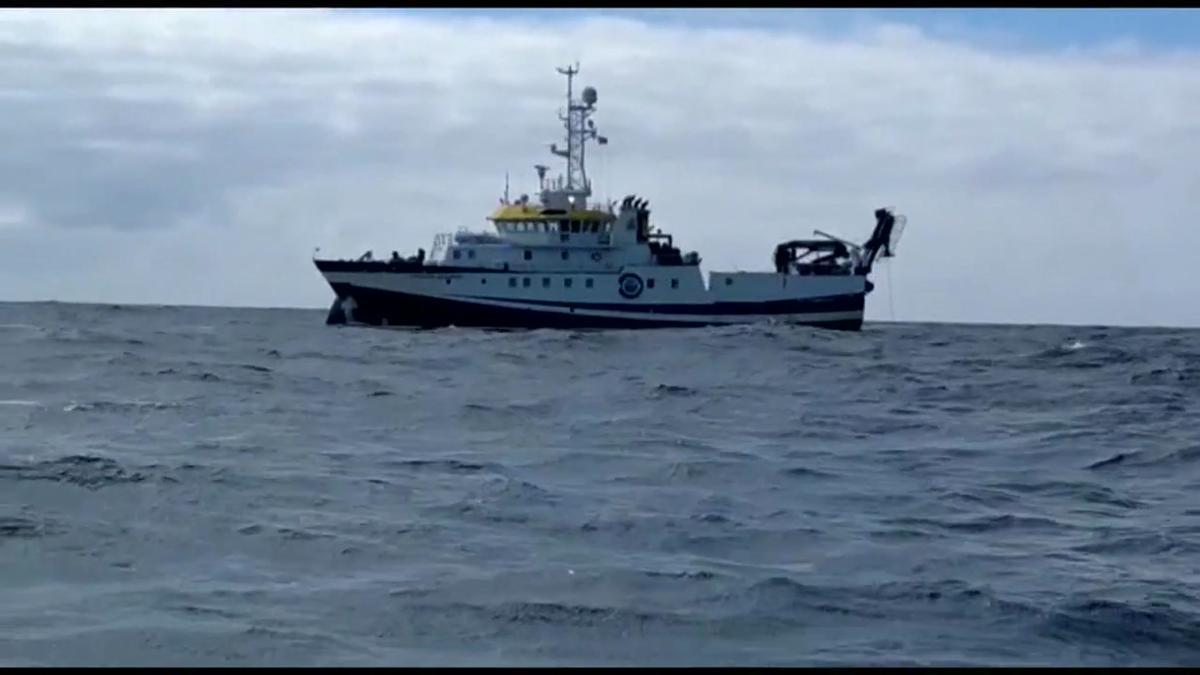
[509,277,517,287]
[564,278,573,288]
[452,249,461,260]
[725,277,733,286]
[671,278,679,289]
[570,220,581,233]
[523,277,531,287]
[647,278,656,289]
[468,249,476,259]
[524,250,532,260]
[481,278,487,285]
[561,250,569,261]
[542,277,550,288]
[585,278,594,288]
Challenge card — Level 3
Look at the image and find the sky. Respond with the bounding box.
[0,8,1198,327]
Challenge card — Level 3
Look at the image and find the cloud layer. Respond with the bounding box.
[1,9,1197,326]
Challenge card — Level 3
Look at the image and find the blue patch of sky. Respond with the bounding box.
[335,8,1200,53]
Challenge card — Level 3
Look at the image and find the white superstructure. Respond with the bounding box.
[315,63,906,330]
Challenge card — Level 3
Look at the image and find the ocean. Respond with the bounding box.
[2,300,1198,666]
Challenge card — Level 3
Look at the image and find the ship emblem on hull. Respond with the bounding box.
[618,272,644,299]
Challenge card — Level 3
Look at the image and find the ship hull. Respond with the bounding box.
[319,275,866,331]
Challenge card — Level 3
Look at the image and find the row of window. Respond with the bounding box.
[507,277,598,289]
[496,220,612,234]
[452,248,599,262]
[442,276,688,290]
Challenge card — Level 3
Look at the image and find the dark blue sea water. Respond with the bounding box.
[2,300,1199,666]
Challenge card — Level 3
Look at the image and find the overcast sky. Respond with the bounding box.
[1,9,1197,327]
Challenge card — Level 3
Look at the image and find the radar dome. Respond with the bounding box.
[582,86,598,105]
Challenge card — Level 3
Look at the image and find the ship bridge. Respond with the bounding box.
[488,203,616,237]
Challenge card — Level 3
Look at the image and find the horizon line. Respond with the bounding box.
[1,298,1196,332]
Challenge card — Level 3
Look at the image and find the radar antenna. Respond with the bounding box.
[538,63,606,210]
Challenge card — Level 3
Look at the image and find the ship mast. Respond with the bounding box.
[542,63,607,210]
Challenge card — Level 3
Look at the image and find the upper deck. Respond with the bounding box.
[488,203,616,238]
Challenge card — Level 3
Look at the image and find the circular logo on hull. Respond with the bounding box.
[618,273,644,299]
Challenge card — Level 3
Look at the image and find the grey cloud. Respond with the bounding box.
[0,9,1198,326]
